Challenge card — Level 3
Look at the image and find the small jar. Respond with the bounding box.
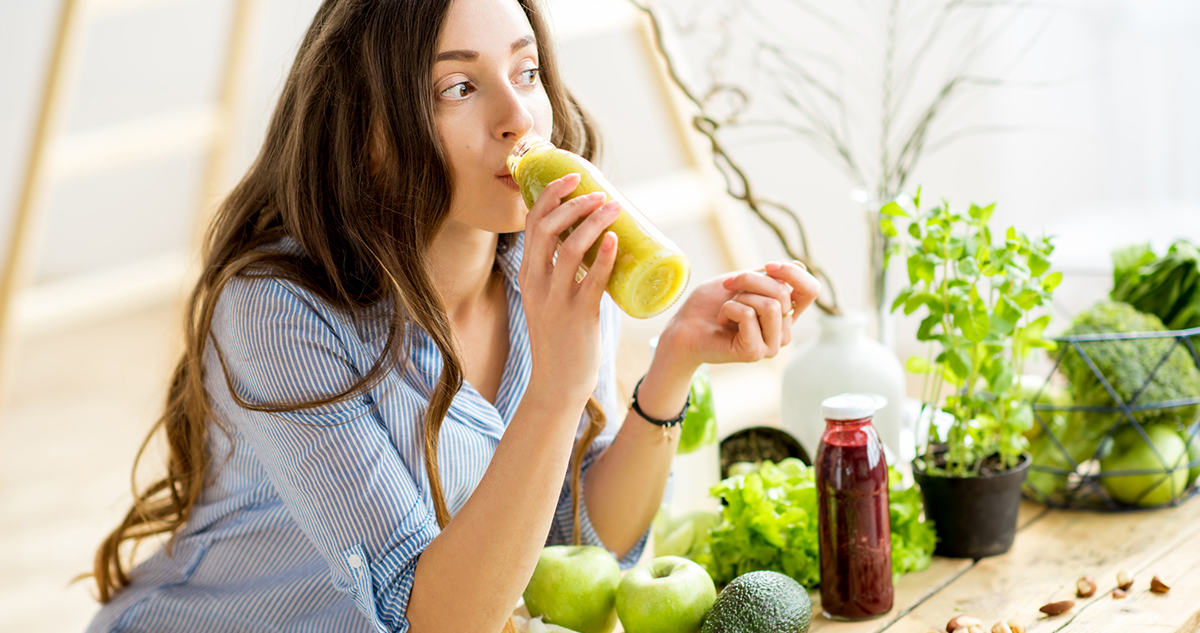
[816,393,893,621]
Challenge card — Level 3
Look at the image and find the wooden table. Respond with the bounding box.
[517,497,1200,633]
[806,498,1200,633]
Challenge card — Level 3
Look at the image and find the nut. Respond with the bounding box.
[1150,576,1170,593]
[1117,570,1134,591]
[947,616,983,631]
[1008,623,1026,633]
[991,622,1013,633]
[1039,600,1075,616]
[1112,588,1127,599]
[968,626,986,633]
[1076,576,1097,598]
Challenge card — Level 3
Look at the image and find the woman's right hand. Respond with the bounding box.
[518,172,619,405]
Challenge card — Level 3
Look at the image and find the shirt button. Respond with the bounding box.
[347,554,364,569]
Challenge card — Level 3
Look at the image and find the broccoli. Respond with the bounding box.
[1025,302,1200,499]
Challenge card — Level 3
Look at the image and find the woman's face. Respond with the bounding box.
[433,0,553,235]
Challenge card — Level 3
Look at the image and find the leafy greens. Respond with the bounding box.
[692,458,936,589]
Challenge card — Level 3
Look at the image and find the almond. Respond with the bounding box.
[948,615,983,631]
[991,622,1013,633]
[1117,570,1134,591]
[1076,576,1097,598]
[1008,623,1026,633]
[1112,588,1127,599]
[1150,576,1170,594]
[1039,599,1075,616]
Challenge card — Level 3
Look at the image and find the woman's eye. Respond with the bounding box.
[440,82,474,99]
[518,68,540,86]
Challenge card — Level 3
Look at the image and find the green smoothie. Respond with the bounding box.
[508,136,690,319]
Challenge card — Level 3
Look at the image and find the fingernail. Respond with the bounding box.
[589,191,608,202]
[765,262,782,272]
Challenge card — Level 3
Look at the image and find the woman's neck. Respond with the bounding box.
[427,219,503,320]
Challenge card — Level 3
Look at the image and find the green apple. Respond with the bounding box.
[523,545,620,633]
[616,556,716,633]
[1099,424,1189,506]
[653,510,719,559]
[1185,425,1200,486]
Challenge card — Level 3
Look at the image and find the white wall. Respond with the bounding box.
[2,0,1198,348]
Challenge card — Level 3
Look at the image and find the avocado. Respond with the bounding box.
[700,571,812,633]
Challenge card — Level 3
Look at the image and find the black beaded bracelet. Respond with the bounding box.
[630,375,691,428]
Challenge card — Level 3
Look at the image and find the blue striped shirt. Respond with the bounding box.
[86,232,647,632]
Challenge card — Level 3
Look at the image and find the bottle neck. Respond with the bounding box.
[507,135,556,178]
[818,311,868,343]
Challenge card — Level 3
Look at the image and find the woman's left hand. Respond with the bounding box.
[657,260,821,372]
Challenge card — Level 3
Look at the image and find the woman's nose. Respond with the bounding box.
[494,85,535,141]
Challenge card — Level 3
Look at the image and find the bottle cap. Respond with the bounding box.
[821,393,887,421]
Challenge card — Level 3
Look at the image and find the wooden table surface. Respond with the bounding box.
[519,497,1200,633]
[806,498,1200,633]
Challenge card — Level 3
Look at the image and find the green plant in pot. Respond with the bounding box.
[883,190,1060,558]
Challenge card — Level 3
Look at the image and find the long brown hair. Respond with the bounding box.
[92,0,606,602]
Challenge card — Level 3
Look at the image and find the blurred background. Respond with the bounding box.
[0,0,1197,630]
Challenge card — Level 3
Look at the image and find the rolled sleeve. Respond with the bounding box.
[211,275,437,632]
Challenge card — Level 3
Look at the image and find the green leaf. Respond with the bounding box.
[989,358,1015,396]
[916,256,937,284]
[1005,227,1019,250]
[881,217,898,238]
[917,314,941,341]
[908,221,922,239]
[880,201,908,218]
[957,258,980,278]
[954,304,988,343]
[1028,249,1051,277]
[913,186,922,208]
[891,289,913,314]
[906,355,933,374]
[1042,271,1063,292]
[1014,289,1042,310]
[977,203,995,224]
[945,347,971,381]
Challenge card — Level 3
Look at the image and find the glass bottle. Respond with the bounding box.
[817,393,893,621]
[507,136,690,319]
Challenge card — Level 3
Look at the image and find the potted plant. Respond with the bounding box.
[884,190,1060,558]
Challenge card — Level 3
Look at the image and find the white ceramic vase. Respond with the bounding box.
[781,310,910,463]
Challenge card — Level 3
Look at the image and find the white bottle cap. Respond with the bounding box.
[821,393,887,421]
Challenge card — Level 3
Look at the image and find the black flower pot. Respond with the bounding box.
[912,454,1030,559]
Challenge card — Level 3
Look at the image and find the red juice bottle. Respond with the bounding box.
[816,393,893,621]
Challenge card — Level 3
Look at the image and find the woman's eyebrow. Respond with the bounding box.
[435,34,536,62]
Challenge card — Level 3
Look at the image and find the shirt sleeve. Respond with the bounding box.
[210,275,436,633]
[545,296,650,569]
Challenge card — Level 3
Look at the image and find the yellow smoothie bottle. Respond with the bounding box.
[507,136,690,319]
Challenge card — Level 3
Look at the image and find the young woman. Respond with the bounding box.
[85,0,819,630]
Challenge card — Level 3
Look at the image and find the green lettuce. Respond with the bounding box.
[692,459,936,589]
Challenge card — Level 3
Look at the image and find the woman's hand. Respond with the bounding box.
[518,172,619,403]
[656,261,821,374]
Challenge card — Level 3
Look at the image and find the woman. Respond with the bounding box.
[85,0,819,630]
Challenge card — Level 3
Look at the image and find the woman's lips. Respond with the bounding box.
[497,174,519,191]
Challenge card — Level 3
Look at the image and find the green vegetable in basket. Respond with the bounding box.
[1111,240,1200,332]
[691,459,935,589]
[1030,302,1200,498]
[1099,424,1190,506]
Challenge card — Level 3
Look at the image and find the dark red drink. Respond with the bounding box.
[816,394,893,621]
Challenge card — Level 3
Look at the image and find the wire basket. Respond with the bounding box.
[1022,326,1200,510]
